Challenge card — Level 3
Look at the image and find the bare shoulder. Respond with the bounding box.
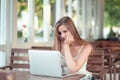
[82,43,93,54]
[84,43,92,49]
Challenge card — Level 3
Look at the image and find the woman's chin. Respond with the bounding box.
[60,38,65,41]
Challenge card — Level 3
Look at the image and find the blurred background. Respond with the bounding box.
[0,0,120,66]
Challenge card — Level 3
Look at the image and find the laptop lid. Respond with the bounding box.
[28,50,63,77]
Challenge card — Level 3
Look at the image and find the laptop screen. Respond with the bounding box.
[28,50,63,77]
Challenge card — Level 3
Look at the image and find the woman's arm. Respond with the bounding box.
[63,43,92,73]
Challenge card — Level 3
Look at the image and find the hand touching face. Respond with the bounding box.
[58,25,74,45]
[64,32,74,45]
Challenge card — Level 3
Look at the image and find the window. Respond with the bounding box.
[0,0,7,67]
[14,0,104,48]
[34,0,44,42]
[0,0,6,44]
[0,0,1,43]
[17,0,28,43]
[16,0,55,44]
[0,52,5,67]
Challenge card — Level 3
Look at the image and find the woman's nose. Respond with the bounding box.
[61,33,66,38]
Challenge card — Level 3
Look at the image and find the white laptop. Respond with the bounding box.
[28,50,76,78]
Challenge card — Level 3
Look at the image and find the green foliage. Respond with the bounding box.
[105,0,120,27]
[17,0,55,27]
[34,0,55,27]
[107,27,116,38]
[35,30,43,37]
[17,0,56,39]
[17,30,23,38]
[105,0,120,38]
[50,0,55,4]
[17,0,27,18]
[35,0,43,20]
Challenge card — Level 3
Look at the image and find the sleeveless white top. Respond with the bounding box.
[61,45,93,80]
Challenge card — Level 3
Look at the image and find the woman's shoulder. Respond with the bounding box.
[82,43,93,55]
[83,42,92,48]
[82,43,93,52]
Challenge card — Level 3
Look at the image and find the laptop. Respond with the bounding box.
[28,50,78,78]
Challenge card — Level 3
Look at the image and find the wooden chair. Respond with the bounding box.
[113,60,120,80]
[31,46,52,50]
[0,48,30,70]
[87,49,109,80]
[112,52,120,80]
[94,40,120,80]
[95,48,114,80]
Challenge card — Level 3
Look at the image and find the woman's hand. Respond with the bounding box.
[64,32,74,45]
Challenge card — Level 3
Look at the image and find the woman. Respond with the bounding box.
[53,16,95,80]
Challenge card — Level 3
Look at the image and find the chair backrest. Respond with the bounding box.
[9,48,30,70]
[87,49,104,73]
[94,48,112,67]
[31,46,52,50]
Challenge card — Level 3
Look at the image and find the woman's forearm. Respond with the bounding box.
[63,44,78,73]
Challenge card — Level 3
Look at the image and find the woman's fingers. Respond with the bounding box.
[64,32,74,45]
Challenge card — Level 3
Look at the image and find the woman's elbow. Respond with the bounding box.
[68,68,79,73]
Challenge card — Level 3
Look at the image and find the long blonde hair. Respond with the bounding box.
[53,16,87,51]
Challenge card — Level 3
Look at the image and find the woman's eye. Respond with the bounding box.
[58,32,61,35]
[63,30,67,33]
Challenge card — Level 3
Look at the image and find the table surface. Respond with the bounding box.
[0,70,85,80]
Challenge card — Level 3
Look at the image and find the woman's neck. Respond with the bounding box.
[70,41,80,47]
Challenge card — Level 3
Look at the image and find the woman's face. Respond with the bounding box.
[58,25,70,41]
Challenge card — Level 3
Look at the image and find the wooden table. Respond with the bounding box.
[0,70,85,80]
